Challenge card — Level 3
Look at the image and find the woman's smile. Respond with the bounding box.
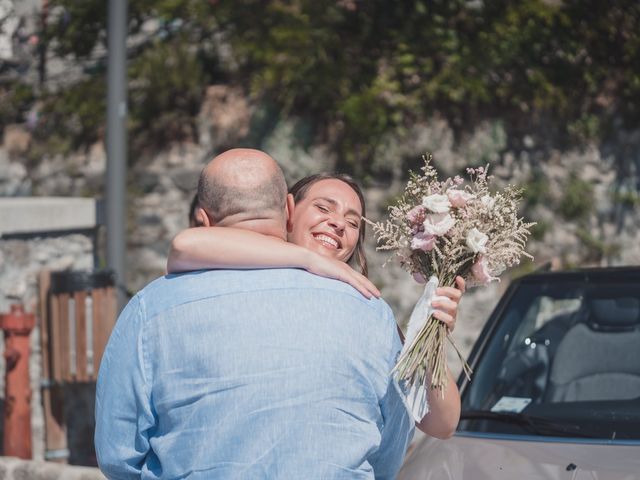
[312,232,341,250]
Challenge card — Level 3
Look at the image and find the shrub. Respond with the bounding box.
[576,228,621,263]
[559,174,594,221]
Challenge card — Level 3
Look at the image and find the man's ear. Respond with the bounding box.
[285,193,295,233]
[196,207,213,227]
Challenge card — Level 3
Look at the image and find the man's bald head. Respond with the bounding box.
[197,149,288,229]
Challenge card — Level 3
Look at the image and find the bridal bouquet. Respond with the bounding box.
[369,155,534,421]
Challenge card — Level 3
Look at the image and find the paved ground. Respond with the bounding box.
[0,456,104,479]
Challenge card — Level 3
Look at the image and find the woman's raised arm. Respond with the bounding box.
[167,227,380,298]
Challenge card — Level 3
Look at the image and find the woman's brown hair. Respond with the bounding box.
[289,173,368,277]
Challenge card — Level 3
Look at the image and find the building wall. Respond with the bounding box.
[0,198,96,463]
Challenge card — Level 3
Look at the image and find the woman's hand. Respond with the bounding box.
[431,276,466,331]
[305,251,381,299]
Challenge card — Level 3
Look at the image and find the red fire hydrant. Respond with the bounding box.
[1,304,35,459]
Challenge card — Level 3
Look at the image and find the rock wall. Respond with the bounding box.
[0,195,98,463]
[0,233,94,462]
[1,85,640,465]
[4,92,640,360]
[5,114,640,294]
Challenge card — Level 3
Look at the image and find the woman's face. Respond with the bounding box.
[288,179,362,263]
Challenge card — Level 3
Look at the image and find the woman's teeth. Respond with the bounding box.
[314,234,338,249]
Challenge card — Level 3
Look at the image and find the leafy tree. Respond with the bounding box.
[5,0,640,176]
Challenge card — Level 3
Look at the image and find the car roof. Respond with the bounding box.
[515,266,640,285]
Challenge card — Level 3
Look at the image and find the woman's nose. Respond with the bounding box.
[327,216,346,233]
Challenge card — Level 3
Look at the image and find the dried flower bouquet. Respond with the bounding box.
[368,155,535,421]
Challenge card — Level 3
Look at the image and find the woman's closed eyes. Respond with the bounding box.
[315,203,360,230]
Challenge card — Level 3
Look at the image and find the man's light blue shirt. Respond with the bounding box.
[95,269,414,479]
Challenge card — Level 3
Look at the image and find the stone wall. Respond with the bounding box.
[5,105,640,373]
[1,84,640,465]
[0,198,97,463]
[0,457,103,480]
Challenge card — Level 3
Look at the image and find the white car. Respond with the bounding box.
[398,267,640,480]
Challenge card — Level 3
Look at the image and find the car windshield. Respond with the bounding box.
[460,276,640,440]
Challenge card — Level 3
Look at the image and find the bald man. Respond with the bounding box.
[95,149,413,479]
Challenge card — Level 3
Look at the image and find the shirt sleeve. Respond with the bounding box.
[369,308,415,480]
[94,294,155,479]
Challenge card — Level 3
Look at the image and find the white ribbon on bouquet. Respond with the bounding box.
[399,275,448,423]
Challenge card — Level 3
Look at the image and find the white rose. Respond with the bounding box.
[466,227,488,253]
[422,194,451,213]
[480,195,495,210]
[423,213,455,236]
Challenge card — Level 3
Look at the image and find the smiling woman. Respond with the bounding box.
[287,174,366,272]
[167,173,378,298]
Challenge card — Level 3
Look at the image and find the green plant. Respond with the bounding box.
[521,174,549,208]
[559,175,594,221]
[128,36,206,152]
[11,0,640,177]
[568,114,602,142]
[529,220,549,241]
[26,134,73,166]
[36,78,106,152]
[576,228,621,262]
[612,189,640,208]
[0,82,35,129]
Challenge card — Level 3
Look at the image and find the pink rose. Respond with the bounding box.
[411,232,437,251]
[471,256,499,284]
[447,189,473,208]
[423,213,455,236]
[406,205,426,226]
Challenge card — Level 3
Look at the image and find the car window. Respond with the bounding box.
[460,279,640,440]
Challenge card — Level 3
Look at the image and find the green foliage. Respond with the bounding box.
[212,0,640,171]
[128,36,205,151]
[46,0,218,58]
[47,1,107,58]
[37,77,106,153]
[575,228,621,262]
[521,173,549,208]
[25,134,72,168]
[612,189,640,208]
[24,0,219,158]
[529,220,549,241]
[568,114,602,143]
[559,174,595,221]
[0,82,35,129]
[9,0,640,173]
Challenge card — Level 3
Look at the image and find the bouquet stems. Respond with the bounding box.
[393,312,472,398]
